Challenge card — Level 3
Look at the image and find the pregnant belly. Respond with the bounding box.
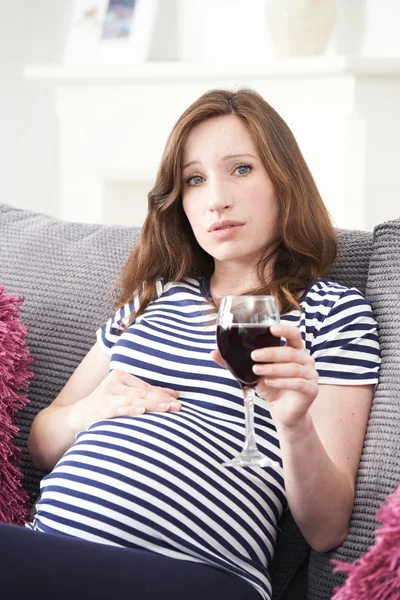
[31,414,278,570]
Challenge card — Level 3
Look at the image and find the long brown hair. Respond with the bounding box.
[116,88,337,320]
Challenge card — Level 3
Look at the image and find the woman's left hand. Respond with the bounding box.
[211,324,319,430]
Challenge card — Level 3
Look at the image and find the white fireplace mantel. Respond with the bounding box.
[24,57,400,230]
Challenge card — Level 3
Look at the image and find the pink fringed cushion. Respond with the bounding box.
[331,483,400,600]
[0,285,33,524]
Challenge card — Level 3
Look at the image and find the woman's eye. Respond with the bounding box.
[235,164,252,176]
[185,175,204,186]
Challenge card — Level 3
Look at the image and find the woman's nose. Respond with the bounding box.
[207,180,232,212]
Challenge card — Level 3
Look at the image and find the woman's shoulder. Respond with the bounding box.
[106,278,204,331]
[299,278,376,325]
[300,278,368,304]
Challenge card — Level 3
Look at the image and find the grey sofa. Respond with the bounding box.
[1,203,399,600]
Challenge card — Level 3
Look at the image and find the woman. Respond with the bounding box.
[23,89,380,600]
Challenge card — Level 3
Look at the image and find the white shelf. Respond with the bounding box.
[25,55,400,231]
[23,57,400,83]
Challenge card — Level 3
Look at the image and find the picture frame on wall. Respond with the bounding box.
[64,0,159,65]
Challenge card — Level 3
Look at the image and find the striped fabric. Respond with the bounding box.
[27,278,380,600]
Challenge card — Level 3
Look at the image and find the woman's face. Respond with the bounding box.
[181,115,279,269]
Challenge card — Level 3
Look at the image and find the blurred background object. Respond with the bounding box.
[265,0,337,57]
[1,0,400,230]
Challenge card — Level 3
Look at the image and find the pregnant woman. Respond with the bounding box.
[3,88,380,600]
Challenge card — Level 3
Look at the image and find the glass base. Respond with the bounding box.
[222,451,280,469]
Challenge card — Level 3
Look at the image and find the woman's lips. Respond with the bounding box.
[209,224,244,239]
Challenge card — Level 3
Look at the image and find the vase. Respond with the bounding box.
[266,0,337,57]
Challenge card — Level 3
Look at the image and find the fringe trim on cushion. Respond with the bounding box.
[0,286,33,525]
[331,483,400,600]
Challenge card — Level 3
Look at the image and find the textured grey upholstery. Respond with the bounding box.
[327,227,373,295]
[1,203,399,600]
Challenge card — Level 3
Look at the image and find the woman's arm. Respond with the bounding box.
[250,324,373,552]
[28,342,180,471]
[212,322,375,552]
[28,343,109,470]
[275,383,372,551]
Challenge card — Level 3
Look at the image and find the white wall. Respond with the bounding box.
[176,0,400,61]
[26,1,74,218]
[362,0,400,56]
[0,0,73,217]
[0,3,30,214]
[1,0,400,226]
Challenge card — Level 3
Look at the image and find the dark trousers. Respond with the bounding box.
[0,523,261,600]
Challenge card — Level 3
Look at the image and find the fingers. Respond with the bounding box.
[258,377,319,398]
[253,361,317,381]
[250,326,318,399]
[251,326,311,365]
[99,396,182,421]
[102,370,181,417]
[252,350,316,389]
[254,363,318,394]
[134,385,181,410]
[154,386,180,398]
[212,329,310,369]
[128,387,182,412]
[105,381,179,406]
[108,369,179,402]
[259,376,319,396]
[110,370,179,398]
[210,349,225,368]
[100,404,147,420]
[270,324,304,349]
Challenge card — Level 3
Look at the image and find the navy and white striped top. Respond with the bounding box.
[28,278,380,599]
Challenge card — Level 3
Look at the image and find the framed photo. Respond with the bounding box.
[64,0,159,65]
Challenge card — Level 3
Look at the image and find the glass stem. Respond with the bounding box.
[241,386,259,457]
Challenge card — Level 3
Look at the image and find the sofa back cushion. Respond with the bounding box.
[307,218,400,600]
[327,227,373,295]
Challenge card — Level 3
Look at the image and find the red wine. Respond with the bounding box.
[217,324,280,387]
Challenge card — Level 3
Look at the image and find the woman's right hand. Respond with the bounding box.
[67,369,181,433]
[29,345,181,471]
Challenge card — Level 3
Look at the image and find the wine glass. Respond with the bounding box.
[217,295,281,468]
